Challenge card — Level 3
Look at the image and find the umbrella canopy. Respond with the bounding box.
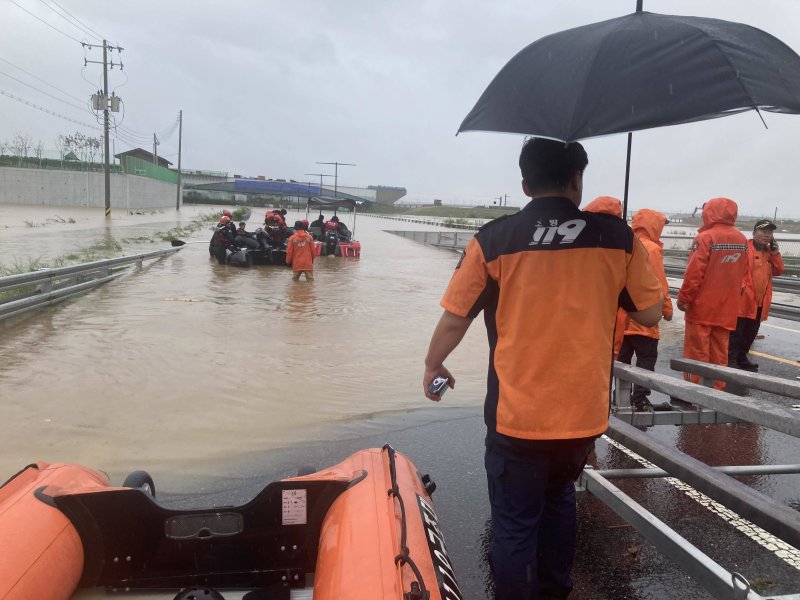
[459,11,800,141]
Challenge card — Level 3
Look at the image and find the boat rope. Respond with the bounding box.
[383,444,430,600]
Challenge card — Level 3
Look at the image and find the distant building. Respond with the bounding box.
[368,185,407,206]
[114,148,172,169]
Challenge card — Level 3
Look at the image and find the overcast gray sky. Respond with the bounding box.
[1,0,799,216]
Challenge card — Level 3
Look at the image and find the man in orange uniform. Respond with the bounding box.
[286,220,315,281]
[617,209,673,410]
[422,138,663,600]
[728,219,785,371]
[677,198,748,390]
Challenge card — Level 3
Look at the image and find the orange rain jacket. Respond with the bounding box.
[677,198,749,330]
[739,239,784,321]
[623,209,673,339]
[583,195,622,218]
[583,196,626,354]
[286,230,315,271]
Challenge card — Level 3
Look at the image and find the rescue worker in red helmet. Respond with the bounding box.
[209,215,235,264]
[221,210,236,237]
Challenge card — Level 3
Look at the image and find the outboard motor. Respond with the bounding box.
[227,248,253,267]
[324,229,339,256]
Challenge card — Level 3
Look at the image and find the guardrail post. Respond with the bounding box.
[37,270,52,294]
[615,376,632,408]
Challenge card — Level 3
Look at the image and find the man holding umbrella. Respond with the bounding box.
[423,138,663,599]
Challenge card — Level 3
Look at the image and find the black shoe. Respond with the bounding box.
[633,399,653,412]
[737,358,759,371]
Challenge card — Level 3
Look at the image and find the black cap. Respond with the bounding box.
[754,219,777,231]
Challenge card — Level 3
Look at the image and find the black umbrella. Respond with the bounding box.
[458,9,800,216]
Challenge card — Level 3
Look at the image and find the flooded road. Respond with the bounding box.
[1,204,799,599]
[0,205,488,479]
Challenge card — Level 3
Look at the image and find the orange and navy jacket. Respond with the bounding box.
[739,239,784,321]
[623,209,673,340]
[677,198,748,330]
[440,196,662,442]
[286,230,315,271]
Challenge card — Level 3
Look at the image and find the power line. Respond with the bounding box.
[35,0,103,42]
[0,56,85,103]
[0,69,88,112]
[9,0,84,44]
[0,88,100,129]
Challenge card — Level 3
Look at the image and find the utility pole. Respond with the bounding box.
[503,193,509,207]
[316,161,355,198]
[152,133,159,165]
[85,40,123,219]
[304,172,334,197]
[175,110,182,210]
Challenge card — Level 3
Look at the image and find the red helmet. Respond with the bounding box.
[219,215,231,225]
[222,210,232,217]
[302,219,309,227]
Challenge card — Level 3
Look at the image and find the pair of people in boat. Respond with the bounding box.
[310,214,351,241]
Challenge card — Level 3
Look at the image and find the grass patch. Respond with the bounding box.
[1,212,219,278]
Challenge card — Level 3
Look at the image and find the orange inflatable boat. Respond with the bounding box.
[0,446,462,600]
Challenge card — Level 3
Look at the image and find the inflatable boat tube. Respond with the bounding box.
[0,462,109,600]
[0,447,460,599]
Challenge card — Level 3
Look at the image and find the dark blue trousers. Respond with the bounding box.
[485,440,594,600]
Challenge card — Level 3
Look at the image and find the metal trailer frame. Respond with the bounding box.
[587,360,800,599]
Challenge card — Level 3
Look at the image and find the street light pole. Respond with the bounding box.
[304,172,334,197]
[316,161,355,198]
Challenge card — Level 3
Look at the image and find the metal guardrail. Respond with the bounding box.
[385,229,474,250]
[592,361,800,599]
[364,214,482,230]
[665,264,800,295]
[0,248,181,322]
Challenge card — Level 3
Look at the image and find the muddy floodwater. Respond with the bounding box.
[0,205,490,480]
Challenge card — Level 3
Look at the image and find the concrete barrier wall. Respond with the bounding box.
[0,166,177,209]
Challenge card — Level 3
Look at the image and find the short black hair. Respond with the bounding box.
[519,138,588,193]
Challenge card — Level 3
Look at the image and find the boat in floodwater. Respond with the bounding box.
[306,196,362,258]
[0,446,460,600]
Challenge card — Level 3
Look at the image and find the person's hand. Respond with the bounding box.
[677,300,688,312]
[770,241,780,255]
[423,364,455,401]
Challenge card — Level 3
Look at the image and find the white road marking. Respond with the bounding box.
[601,435,800,571]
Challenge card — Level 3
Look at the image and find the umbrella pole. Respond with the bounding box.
[622,0,642,221]
[623,132,633,220]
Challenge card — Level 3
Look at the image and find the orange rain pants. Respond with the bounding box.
[683,322,729,390]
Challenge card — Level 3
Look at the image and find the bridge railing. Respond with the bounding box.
[585,361,800,599]
[0,248,180,322]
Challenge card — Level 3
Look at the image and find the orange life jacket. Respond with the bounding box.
[738,239,784,321]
